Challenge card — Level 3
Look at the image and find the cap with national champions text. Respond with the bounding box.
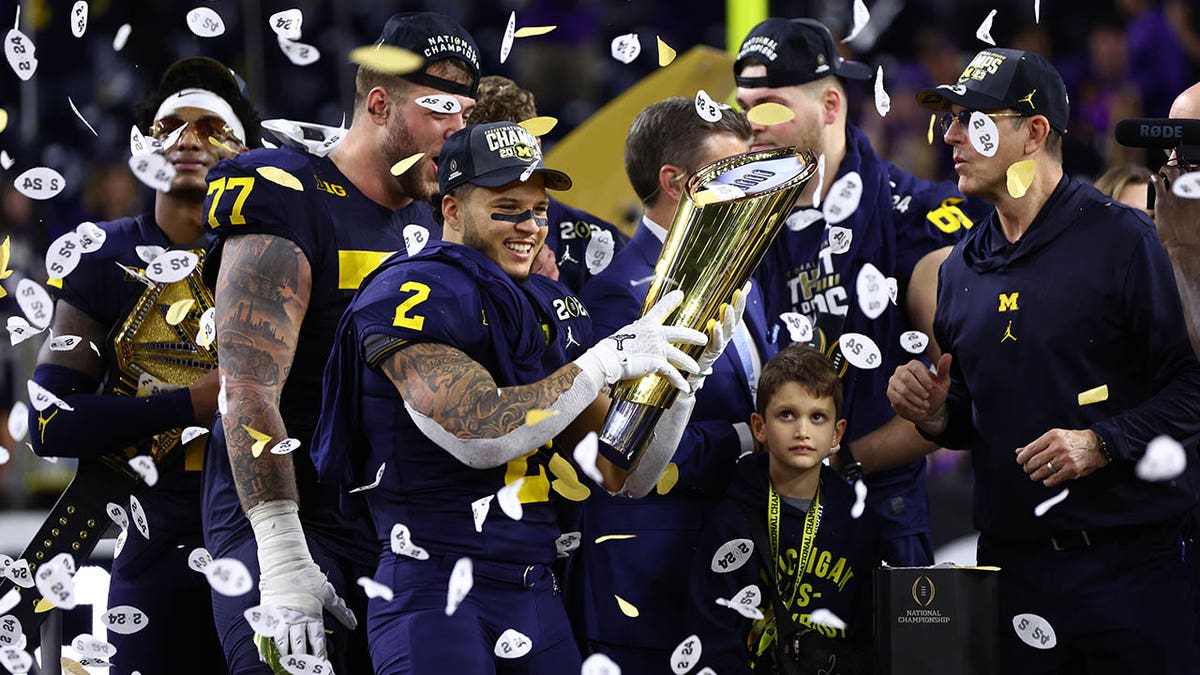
[438,122,572,195]
[375,11,481,98]
[917,48,1069,134]
[734,17,872,88]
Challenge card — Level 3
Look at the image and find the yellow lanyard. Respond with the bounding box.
[757,481,822,657]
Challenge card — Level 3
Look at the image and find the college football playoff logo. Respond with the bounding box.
[911,575,936,607]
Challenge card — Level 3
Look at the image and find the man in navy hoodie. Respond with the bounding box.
[891,48,1200,673]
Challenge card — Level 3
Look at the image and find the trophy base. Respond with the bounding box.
[599,399,667,468]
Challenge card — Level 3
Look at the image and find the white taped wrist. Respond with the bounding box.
[249,500,312,578]
[619,393,697,498]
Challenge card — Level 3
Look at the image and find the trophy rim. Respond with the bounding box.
[685,146,818,202]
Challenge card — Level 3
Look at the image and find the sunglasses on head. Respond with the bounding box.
[938,110,1026,134]
[149,116,243,146]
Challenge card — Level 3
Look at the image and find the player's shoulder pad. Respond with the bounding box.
[204,147,322,243]
[351,254,487,345]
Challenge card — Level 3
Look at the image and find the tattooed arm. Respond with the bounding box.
[215,233,311,512]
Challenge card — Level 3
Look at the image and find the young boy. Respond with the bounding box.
[687,345,883,674]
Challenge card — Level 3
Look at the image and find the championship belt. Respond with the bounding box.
[600,147,817,465]
[0,251,216,648]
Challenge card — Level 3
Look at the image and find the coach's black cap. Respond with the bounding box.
[917,48,1069,134]
[438,122,572,194]
[376,12,480,98]
[734,18,872,88]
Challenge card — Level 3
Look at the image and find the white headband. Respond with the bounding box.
[153,88,245,143]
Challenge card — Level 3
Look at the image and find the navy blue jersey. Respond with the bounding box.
[313,241,592,565]
[201,147,438,560]
[934,176,1200,538]
[544,199,629,293]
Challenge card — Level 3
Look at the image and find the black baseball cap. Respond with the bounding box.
[375,12,480,98]
[734,18,872,88]
[917,48,1069,134]
[438,122,572,194]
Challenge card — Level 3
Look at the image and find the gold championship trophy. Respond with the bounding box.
[601,146,817,464]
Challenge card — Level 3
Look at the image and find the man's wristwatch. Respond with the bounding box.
[1095,432,1114,463]
[839,439,864,483]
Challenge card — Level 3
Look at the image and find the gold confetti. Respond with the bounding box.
[514,25,556,38]
[525,408,560,426]
[0,109,7,134]
[35,597,55,613]
[257,166,304,191]
[165,298,195,326]
[518,116,558,137]
[1077,384,1109,406]
[1006,159,1037,199]
[552,478,591,501]
[615,595,640,617]
[595,534,637,544]
[746,102,796,126]
[656,36,677,67]
[209,136,238,154]
[548,453,578,480]
[242,425,272,458]
[349,45,424,74]
[60,658,89,675]
[389,152,426,177]
[928,113,936,145]
[0,235,12,298]
[656,462,680,495]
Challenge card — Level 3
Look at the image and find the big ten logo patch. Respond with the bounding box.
[787,245,847,316]
[315,177,347,197]
[484,126,539,161]
[958,50,1007,83]
[558,220,603,240]
[552,294,589,320]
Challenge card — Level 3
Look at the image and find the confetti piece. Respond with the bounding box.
[1076,384,1108,406]
[497,478,525,520]
[206,558,253,597]
[6,401,25,442]
[968,112,1000,158]
[102,605,149,635]
[13,167,65,200]
[572,432,605,485]
[403,224,429,257]
[850,479,868,519]
[138,371,177,396]
[349,45,423,74]
[5,26,37,81]
[555,531,581,558]
[856,262,888,320]
[656,462,680,495]
[241,425,271,458]
[494,628,533,659]
[656,36,677,67]
[278,36,320,66]
[112,23,131,51]
[8,316,43,346]
[670,635,702,674]
[581,653,622,675]
[471,495,493,533]
[500,12,516,64]
[514,25,556,38]
[886,277,898,305]
[874,66,891,117]
[1035,0,1041,23]
[552,477,591,501]
[823,172,863,225]
[414,94,462,114]
[34,558,76,609]
[129,455,158,486]
[0,109,7,134]
[900,330,929,354]
[445,557,473,615]
[518,116,558,137]
[1033,488,1069,517]
[136,245,164,263]
[390,523,429,560]
[779,312,814,344]
[146,249,199,283]
[166,298,195,326]
[1171,171,1200,199]
[1007,159,1037,199]
[76,221,105,252]
[187,547,212,573]
[280,654,335,675]
[715,584,764,619]
[349,462,386,493]
[186,7,225,37]
[610,33,641,64]
[827,226,852,255]
[113,529,127,559]
[1012,613,1056,649]
[218,374,228,416]
[357,576,394,601]
[61,658,88,675]
[16,278,52,329]
[243,604,286,636]
[70,1,89,38]
[839,333,881,370]
[28,379,72,412]
[615,595,639,617]
[0,647,32,672]
[256,166,304,191]
[0,151,11,170]
[1137,435,1187,481]
[694,89,722,123]
[525,408,559,426]
[269,438,301,455]
[595,534,637,544]
[928,113,936,144]
[0,447,7,466]
[67,97,98,137]
[746,102,795,126]
[128,153,176,192]
[197,307,216,348]
[268,8,302,41]
[208,136,238,155]
[586,229,615,274]
[813,154,826,208]
[182,425,209,445]
[844,0,871,42]
[3,559,32,588]
[710,538,754,573]
[70,634,115,661]
[389,152,425,177]
[976,9,997,46]
[810,608,847,630]
[129,494,149,539]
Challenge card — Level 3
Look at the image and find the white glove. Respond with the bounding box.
[248,500,357,666]
[574,289,706,392]
[689,282,750,392]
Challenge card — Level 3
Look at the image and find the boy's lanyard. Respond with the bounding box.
[758,481,822,656]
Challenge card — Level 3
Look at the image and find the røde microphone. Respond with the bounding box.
[1114,118,1200,148]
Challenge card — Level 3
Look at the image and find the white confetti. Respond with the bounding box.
[1033,488,1069,517]
[269,438,301,455]
[67,97,98,137]
[46,232,83,280]
[471,495,493,533]
[15,279,52,329]
[839,333,881,370]
[1171,171,1200,199]
[1012,613,1056,649]
[810,608,847,630]
[694,89,722,123]
[128,153,176,193]
[843,0,871,43]
[206,558,253,596]
[850,479,868,519]
[0,646,31,674]
[1035,0,1041,23]
[497,477,525,520]
[278,36,320,67]
[106,502,129,530]
[3,559,31,589]
[500,12,516,64]
[555,531,581,558]
[357,576,393,602]
[186,7,225,37]
[27,379,73,412]
[129,455,158,486]
[34,558,76,610]
[886,276,898,305]
[494,628,533,659]
[112,23,131,51]
[7,317,43,346]
[280,654,334,675]
[585,229,615,274]
[389,523,429,560]
[70,634,115,661]
[113,529,127,559]
[874,66,891,117]
[129,125,155,157]
[0,152,12,170]
[582,654,622,675]
[414,95,462,114]
[572,432,605,485]
[812,154,826,208]
[610,33,641,64]
[197,306,216,348]
[670,634,702,675]
[855,262,889,320]
[0,448,8,466]
[785,209,823,233]
[0,611,20,644]
[49,552,76,577]
[349,462,386,493]
[822,171,862,225]
[187,547,212,573]
[70,2,88,38]
[145,249,198,283]
[102,605,149,635]
[445,557,473,616]
[403,224,429,257]
[181,425,209,446]
[129,494,149,539]
[268,8,302,41]
[135,245,164,263]
[967,111,1000,158]
[5,402,25,442]
[900,330,929,355]
[715,584,764,620]
[710,538,754,573]
[13,167,64,200]
[976,9,997,46]
[778,312,813,344]
[827,226,852,255]
[243,604,286,636]
[1137,435,1187,481]
[218,374,228,416]
[5,27,37,81]
[137,371,178,396]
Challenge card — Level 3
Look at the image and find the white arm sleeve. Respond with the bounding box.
[616,392,698,498]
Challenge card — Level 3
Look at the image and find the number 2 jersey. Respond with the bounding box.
[201,146,438,562]
[312,240,593,565]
